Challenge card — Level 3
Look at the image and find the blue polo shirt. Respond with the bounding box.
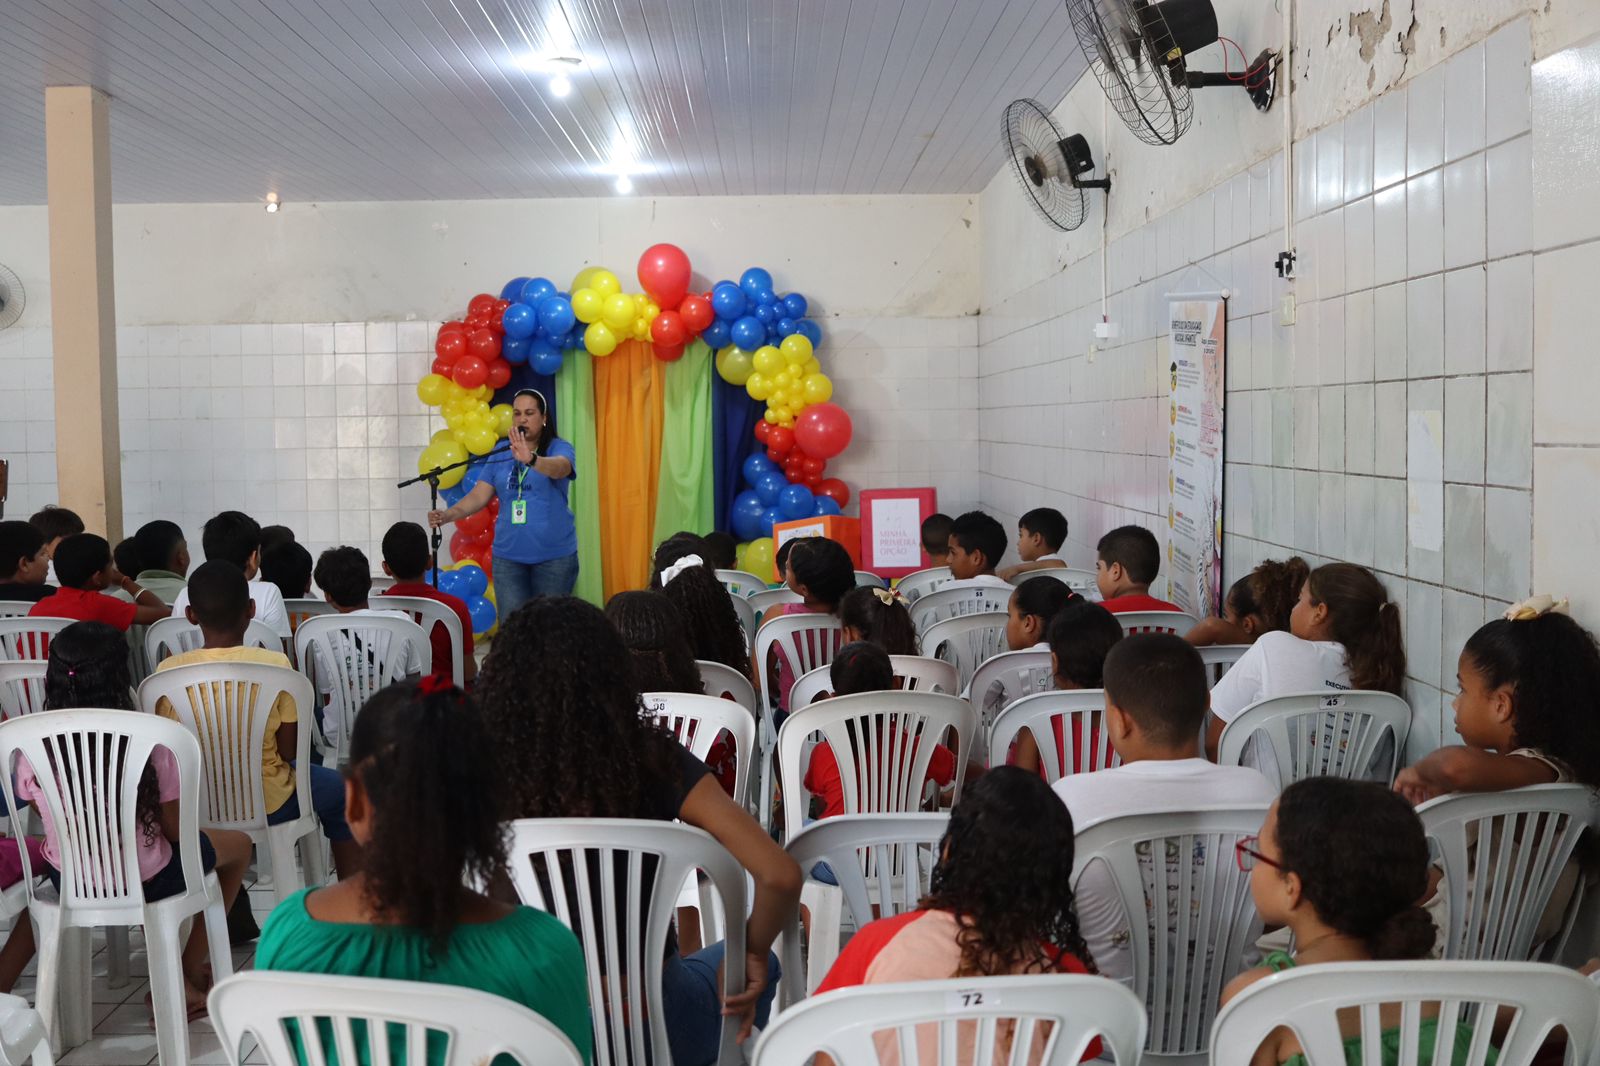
[485,438,579,565]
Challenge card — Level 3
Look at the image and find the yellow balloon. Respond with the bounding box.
[602,293,635,331]
[633,317,650,339]
[431,428,456,446]
[463,425,497,456]
[443,380,467,403]
[803,357,822,376]
[778,366,800,385]
[456,559,482,571]
[787,401,806,418]
[643,300,660,320]
[418,440,467,488]
[591,270,621,297]
[490,402,514,436]
[572,287,604,324]
[751,345,783,376]
[744,537,776,578]
[473,385,492,401]
[764,408,781,424]
[442,407,468,433]
[780,334,814,364]
[745,372,772,401]
[571,266,600,292]
[769,388,789,408]
[483,582,496,605]
[416,374,451,406]
[585,322,619,357]
[779,413,795,427]
[716,346,754,385]
[802,372,834,404]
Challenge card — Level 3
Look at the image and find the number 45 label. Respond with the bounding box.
[946,989,998,1011]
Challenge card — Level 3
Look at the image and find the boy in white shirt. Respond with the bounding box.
[943,510,1014,591]
[168,511,292,640]
[1054,633,1275,986]
[998,507,1069,582]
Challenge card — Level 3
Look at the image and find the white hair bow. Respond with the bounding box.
[1503,594,1570,621]
[661,554,704,585]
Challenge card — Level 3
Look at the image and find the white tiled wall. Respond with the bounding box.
[977,19,1543,755]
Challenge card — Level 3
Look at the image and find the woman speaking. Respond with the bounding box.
[428,388,578,619]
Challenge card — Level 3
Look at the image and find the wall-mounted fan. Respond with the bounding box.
[1004,99,1111,233]
[1066,0,1277,147]
[0,265,23,330]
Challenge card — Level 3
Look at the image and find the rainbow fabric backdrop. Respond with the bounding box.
[412,246,856,630]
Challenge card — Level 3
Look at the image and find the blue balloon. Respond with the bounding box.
[731,490,767,541]
[519,277,556,306]
[438,569,470,597]
[466,594,497,635]
[759,507,781,538]
[531,348,564,376]
[742,453,777,485]
[753,471,786,506]
[776,317,798,338]
[701,319,732,349]
[753,303,776,325]
[765,323,783,345]
[500,277,532,301]
[814,496,843,517]
[458,564,489,598]
[783,292,808,318]
[711,281,747,320]
[501,302,536,340]
[778,483,814,520]
[538,295,576,336]
[731,315,765,350]
[754,289,776,308]
[501,336,530,365]
[740,268,774,301]
[797,319,823,346]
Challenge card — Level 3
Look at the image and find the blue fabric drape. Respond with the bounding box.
[712,375,763,533]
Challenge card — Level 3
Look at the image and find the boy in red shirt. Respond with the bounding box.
[378,521,476,685]
[29,533,171,629]
[1094,525,1182,613]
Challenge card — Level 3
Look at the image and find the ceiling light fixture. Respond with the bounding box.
[265,192,281,213]
[549,74,572,97]
[614,174,634,195]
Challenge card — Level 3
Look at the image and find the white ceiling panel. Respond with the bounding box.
[0,0,1086,204]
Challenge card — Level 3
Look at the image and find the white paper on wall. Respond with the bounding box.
[1165,292,1226,618]
[870,497,925,569]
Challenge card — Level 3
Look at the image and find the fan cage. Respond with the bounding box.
[1003,99,1088,233]
[1066,0,1194,147]
[0,265,24,331]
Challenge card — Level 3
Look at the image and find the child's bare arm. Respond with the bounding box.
[1395,745,1558,804]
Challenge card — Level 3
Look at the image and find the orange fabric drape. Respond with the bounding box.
[592,339,666,597]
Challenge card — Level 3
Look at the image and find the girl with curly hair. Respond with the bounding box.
[651,535,752,684]
[606,590,705,694]
[477,597,802,1066]
[816,767,1097,1062]
[255,681,592,1062]
[838,585,919,657]
[1185,555,1310,647]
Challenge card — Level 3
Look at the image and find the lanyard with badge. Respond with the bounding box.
[511,457,532,525]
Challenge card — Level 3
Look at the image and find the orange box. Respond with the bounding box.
[770,515,862,581]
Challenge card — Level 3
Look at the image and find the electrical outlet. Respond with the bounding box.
[1093,320,1120,340]
[1278,293,1296,326]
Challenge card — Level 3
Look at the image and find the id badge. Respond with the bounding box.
[511,499,528,525]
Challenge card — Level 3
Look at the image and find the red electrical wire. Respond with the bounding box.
[1215,35,1275,83]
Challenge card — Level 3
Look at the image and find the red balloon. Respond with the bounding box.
[784,457,805,481]
[431,354,457,376]
[452,354,488,389]
[650,310,688,348]
[485,359,512,389]
[802,455,825,476]
[435,331,466,362]
[654,341,686,362]
[678,294,714,333]
[438,320,467,337]
[487,495,501,517]
[456,507,494,539]
[794,403,854,460]
[767,447,786,463]
[637,243,692,307]
[816,478,850,508]
[467,294,497,318]
[450,529,487,562]
[786,468,807,485]
[466,328,500,361]
[753,420,772,444]
[804,471,823,487]
[767,426,795,457]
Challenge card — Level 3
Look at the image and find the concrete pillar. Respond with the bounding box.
[45,85,122,539]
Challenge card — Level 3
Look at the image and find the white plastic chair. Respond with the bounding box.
[368,574,396,593]
[378,594,466,687]
[1115,610,1199,636]
[725,592,757,644]
[754,974,1148,1066]
[293,613,430,766]
[853,570,888,589]
[1017,568,1099,593]
[0,662,46,721]
[643,691,757,807]
[1072,806,1270,1064]
[208,971,584,1066]
[895,566,952,603]
[0,619,71,663]
[922,612,1009,693]
[750,587,803,618]
[1209,960,1598,1066]
[788,656,960,711]
[1197,644,1250,688]
[282,597,335,632]
[0,994,51,1066]
[505,818,747,1066]
[754,613,843,827]
[988,690,1115,781]
[142,616,285,671]
[137,661,327,905]
[715,568,769,599]
[0,709,231,1065]
[1418,784,1594,963]
[909,584,1014,636]
[1216,690,1411,787]
[780,813,948,1005]
[697,660,758,716]
[776,690,974,844]
[0,603,35,620]
[966,649,1055,764]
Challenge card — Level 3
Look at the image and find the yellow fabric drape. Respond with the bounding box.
[592,339,665,598]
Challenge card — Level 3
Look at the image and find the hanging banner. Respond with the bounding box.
[1165,292,1227,619]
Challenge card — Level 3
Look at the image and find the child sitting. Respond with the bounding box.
[762,537,854,714]
[255,681,592,1063]
[944,511,1013,590]
[153,562,359,878]
[1206,562,1405,760]
[261,540,313,603]
[839,585,920,657]
[29,533,171,628]
[1054,634,1275,985]
[28,505,83,587]
[1005,576,1080,651]
[998,507,1069,582]
[23,621,252,1018]
[607,590,706,694]
[1186,556,1309,647]
[1011,601,1123,774]
[652,537,751,682]
[920,512,953,570]
[1394,595,1600,950]
[132,520,191,606]
[169,512,292,640]
[378,521,476,686]
[0,521,54,603]
[1220,778,1484,1066]
[701,531,738,572]
[1094,525,1180,613]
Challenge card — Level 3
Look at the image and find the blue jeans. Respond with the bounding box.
[492,552,579,621]
[661,941,780,1066]
[268,761,353,842]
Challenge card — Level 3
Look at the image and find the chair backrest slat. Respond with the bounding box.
[922,613,1008,693]
[1217,690,1411,787]
[696,660,757,716]
[0,617,72,663]
[378,595,466,687]
[0,660,48,720]
[714,569,769,599]
[909,585,1014,636]
[143,616,285,671]
[293,614,430,765]
[1114,610,1199,636]
[987,690,1114,780]
[642,691,757,807]
[895,567,952,604]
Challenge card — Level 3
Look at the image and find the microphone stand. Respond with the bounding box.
[397,442,513,590]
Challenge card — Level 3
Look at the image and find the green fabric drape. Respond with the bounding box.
[652,340,717,548]
[556,349,604,605]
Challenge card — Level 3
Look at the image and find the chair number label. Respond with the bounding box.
[947,989,996,1010]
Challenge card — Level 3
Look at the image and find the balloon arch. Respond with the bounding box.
[413,244,856,636]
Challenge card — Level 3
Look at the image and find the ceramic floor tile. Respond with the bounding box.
[57,1033,159,1066]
